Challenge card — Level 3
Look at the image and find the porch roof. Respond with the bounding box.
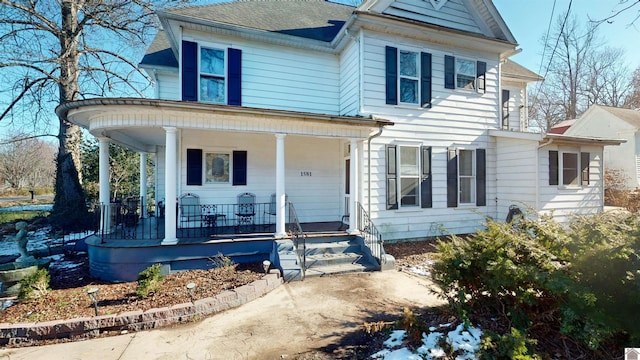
[56,98,392,152]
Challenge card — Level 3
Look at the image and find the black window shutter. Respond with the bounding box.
[228,48,242,106]
[447,148,458,207]
[386,145,398,210]
[182,40,198,101]
[477,61,486,93]
[186,148,202,186]
[232,150,247,186]
[444,55,455,89]
[476,149,486,206]
[420,52,432,108]
[549,150,559,185]
[502,89,510,129]
[581,152,590,185]
[385,46,398,105]
[421,146,432,208]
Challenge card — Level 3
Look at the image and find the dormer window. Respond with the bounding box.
[200,47,226,104]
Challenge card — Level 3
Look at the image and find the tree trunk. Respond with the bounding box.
[51,0,90,231]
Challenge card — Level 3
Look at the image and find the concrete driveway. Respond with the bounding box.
[0,270,444,360]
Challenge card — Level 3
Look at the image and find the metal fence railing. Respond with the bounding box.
[356,202,386,265]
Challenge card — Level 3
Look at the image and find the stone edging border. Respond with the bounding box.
[0,270,283,346]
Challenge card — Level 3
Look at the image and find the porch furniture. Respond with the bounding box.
[122,197,140,227]
[235,192,256,232]
[201,204,227,230]
[179,193,201,228]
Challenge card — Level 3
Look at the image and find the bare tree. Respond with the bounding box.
[625,66,640,109]
[0,134,56,190]
[0,0,188,230]
[582,47,632,108]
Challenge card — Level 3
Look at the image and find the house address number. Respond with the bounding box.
[300,171,312,177]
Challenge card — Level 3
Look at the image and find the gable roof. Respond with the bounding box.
[502,59,543,82]
[164,0,355,42]
[598,105,640,128]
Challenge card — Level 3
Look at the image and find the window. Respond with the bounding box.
[386,145,432,209]
[399,51,419,104]
[385,46,432,107]
[502,89,510,130]
[444,55,486,93]
[548,150,590,187]
[456,59,476,90]
[200,47,226,104]
[182,40,242,105]
[458,150,475,204]
[186,149,247,186]
[447,148,486,207]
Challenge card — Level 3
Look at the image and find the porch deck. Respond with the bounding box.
[86,218,349,282]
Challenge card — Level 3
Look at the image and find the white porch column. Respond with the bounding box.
[139,152,147,219]
[98,137,111,232]
[275,133,287,238]
[162,127,178,245]
[348,138,360,234]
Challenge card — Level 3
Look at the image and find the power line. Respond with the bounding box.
[530,0,573,126]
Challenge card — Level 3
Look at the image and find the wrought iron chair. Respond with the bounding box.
[179,193,201,228]
[235,192,256,232]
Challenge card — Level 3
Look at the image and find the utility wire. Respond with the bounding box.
[530,0,573,128]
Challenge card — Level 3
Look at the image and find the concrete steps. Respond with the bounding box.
[302,235,379,278]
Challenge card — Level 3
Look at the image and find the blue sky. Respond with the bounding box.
[493,0,640,75]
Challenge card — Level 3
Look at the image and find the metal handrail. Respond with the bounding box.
[286,202,306,273]
[356,202,386,265]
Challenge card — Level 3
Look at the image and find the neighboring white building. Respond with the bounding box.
[564,105,639,190]
[57,0,622,243]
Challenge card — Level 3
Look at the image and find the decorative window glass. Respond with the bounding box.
[458,149,475,204]
[205,152,230,183]
[399,146,420,206]
[200,47,225,103]
[456,58,476,90]
[399,51,419,104]
[562,152,578,186]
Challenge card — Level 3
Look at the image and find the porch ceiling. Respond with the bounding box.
[56,98,392,152]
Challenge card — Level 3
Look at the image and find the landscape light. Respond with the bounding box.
[262,260,271,274]
[87,288,100,316]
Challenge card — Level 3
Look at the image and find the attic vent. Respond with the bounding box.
[429,0,448,10]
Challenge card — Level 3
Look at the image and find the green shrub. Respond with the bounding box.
[135,264,164,298]
[480,328,539,360]
[432,211,640,352]
[18,268,50,302]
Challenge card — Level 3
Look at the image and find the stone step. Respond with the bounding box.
[304,262,378,278]
[305,252,365,268]
[303,241,360,256]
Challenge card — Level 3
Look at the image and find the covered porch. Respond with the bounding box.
[57,99,392,281]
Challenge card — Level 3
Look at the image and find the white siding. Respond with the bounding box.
[495,137,537,220]
[502,83,525,132]
[157,72,180,101]
[538,145,604,224]
[384,0,482,35]
[359,31,502,240]
[179,130,343,223]
[340,38,361,116]
[182,30,341,115]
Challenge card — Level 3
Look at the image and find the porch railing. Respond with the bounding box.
[96,200,295,241]
[286,202,306,273]
[355,202,387,265]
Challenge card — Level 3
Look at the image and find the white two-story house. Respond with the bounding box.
[56,0,622,281]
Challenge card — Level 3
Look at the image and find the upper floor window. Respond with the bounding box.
[182,40,242,106]
[456,58,476,90]
[386,46,432,108]
[445,55,486,94]
[399,51,419,104]
[200,47,226,104]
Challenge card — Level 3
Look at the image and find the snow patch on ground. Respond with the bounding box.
[371,322,483,360]
[405,260,434,277]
